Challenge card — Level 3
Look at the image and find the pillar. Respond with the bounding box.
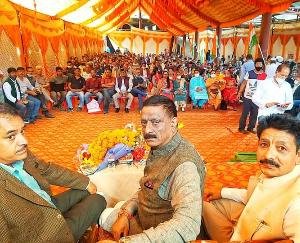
[259,13,272,59]
[138,7,142,29]
[169,36,175,54]
[182,34,186,56]
[194,30,199,60]
[216,26,222,58]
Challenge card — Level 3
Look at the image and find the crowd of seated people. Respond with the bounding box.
[1,51,299,121]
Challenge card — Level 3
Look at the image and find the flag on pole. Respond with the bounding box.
[248,23,258,54]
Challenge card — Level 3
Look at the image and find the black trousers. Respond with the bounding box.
[52,189,106,241]
[238,97,258,131]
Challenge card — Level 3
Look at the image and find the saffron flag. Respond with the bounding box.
[248,23,258,54]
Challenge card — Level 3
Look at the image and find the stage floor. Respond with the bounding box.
[25,107,259,196]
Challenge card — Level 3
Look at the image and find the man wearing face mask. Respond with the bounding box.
[252,64,293,118]
[237,58,267,134]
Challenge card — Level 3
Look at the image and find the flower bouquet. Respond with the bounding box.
[77,124,149,175]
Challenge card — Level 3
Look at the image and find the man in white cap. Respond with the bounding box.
[275,56,284,68]
[265,57,277,79]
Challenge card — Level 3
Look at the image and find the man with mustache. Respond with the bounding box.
[0,104,106,242]
[202,114,300,242]
[101,95,206,242]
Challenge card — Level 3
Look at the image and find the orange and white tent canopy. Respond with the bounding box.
[7,0,293,35]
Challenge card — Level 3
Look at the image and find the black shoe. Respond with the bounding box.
[68,108,74,112]
[23,119,30,124]
[76,107,82,112]
[193,105,197,109]
[125,108,129,113]
[238,129,249,134]
[115,108,120,113]
[35,114,43,119]
[44,112,55,118]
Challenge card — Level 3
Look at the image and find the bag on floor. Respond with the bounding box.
[220,100,227,110]
[87,99,101,113]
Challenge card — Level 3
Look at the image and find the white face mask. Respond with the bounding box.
[211,74,216,78]
[276,77,285,85]
[194,73,200,77]
[177,76,181,79]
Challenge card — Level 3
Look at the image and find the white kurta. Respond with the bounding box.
[252,78,293,117]
[221,165,300,242]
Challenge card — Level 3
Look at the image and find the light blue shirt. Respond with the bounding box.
[239,60,255,84]
[0,160,55,207]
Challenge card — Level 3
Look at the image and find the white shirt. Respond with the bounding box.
[222,165,300,242]
[16,77,35,94]
[265,63,277,79]
[2,78,21,103]
[252,78,293,117]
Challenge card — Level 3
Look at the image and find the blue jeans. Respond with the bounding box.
[66,91,84,109]
[239,97,258,131]
[15,102,34,120]
[27,95,41,119]
[101,88,115,113]
[131,88,147,110]
[84,92,103,105]
[192,98,207,108]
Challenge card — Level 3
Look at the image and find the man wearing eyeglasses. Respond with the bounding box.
[252,64,293,118]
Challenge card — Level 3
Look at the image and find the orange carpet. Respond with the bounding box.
[25,106,259,195]
[25,106,259,240]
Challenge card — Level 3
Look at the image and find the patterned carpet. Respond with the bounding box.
[25,106,260,240]
[25,106,259,195]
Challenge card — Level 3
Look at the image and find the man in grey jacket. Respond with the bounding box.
[101,95,206,242]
